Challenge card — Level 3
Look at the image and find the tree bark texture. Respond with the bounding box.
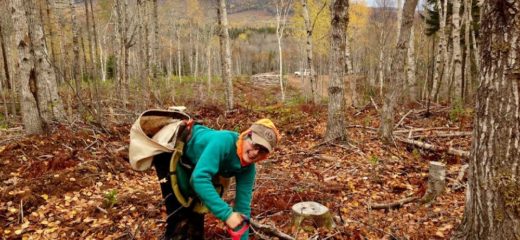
[463,0,472,101]
[218,0,234,110]
[452,1,520,239]
[346,37,358,107]
[325,0,348,142]
[70,0,81,95]
[406,26,417,101]
[432,0,447,102]
[28,0,66,121]
[10,0,44,134]
[301,0,318,103]
[0,23,16,116]
[451,0,463,103]
[379,0,418,143]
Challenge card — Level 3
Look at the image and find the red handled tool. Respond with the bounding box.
[227,215,250,240]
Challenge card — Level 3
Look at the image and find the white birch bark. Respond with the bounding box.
[346,36,358,107]
[432,0,447,102]
[176,25,182,82]
[463,0,472,100]
[218,0,234,110]
[326,0,348,141]
[453,1,520,238]
[406,26,417,100]
[301,0,318,103]
[451,0,462,103]
[275,0,292,103]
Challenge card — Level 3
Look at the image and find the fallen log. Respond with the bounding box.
[394,127,460,134]
[409,131,472,139]
[396,137,470,158]
[370,196,419,210]
[250,219,295,240]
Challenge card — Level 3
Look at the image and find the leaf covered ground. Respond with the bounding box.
[0,82,472,240]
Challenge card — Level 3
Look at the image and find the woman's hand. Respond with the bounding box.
[225,212,244,229]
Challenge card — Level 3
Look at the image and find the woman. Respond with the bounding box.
[153,118,280,240]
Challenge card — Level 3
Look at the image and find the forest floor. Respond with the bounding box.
[0,78,473,239]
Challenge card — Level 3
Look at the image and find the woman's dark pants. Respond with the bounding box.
[153,152,204,240]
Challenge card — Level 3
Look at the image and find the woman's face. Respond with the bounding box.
[242,134,270,164]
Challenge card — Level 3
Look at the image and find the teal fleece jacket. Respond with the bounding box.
[183,125,255,238]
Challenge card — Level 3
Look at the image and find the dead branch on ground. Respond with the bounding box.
[250,219,295,240]
[370,196,419,210]
[396,137,470,158]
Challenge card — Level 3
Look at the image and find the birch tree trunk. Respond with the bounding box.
[346,36,358,107]
[452,1,520,239]
[406,26,417,100]
[116,0,128,107]
[83,0,93,79]
[218,0,234,110]
[379,0,418,143]
[301,0,318,103]
[325,0,348,142]
[451,0,462,103]
[176,25,182,82]
[395,0,402,44]
[10,0,43,134]
[463,0,472,101]
[432,0,447,102]
[70,0,81,95]
[275,0,292,103]
[26,0,65,121]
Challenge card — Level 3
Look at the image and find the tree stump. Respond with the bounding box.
[421,161,446,204]
[291,201,334,231]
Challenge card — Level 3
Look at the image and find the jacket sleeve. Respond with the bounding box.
[233,165,256,240]
[190,140,233,222]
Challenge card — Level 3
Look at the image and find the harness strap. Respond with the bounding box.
[169,140,193,208]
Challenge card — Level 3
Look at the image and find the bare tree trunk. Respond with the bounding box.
[44,0,59,82]
[176,25,182,82]
[379,0,418,143]
[462,0,472,101]
[325,0,348,142]
[86,0,102,123]
[218,0,234,110]
[0,23,16,116]
[137,0,147,109]
[407,27,417,100]
[116,0,129,107]
[207,38,212,94]
[152,0,159,77]
[70,0,81,94]
[378,45,384,96]
[10,0,43,134]
[275,0,292,103]
[301,0,318,103]
[83,0,94,80]
[26,0,65,121]
[395,0,402,44]
[194,29,199,80]
[346,36,358,107]
[439,0,450,101]
[451,0,462,103]
[452,1,520,239]
[432,0,447,102]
